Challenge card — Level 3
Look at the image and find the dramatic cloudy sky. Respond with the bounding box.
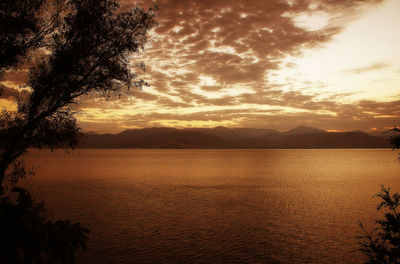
[2,0,400,133]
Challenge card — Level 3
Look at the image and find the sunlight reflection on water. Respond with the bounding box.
[24,149,400,263]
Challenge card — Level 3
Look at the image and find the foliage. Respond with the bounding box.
[0,187,89,263]
[385,126,400,150]
[0,0,156,262]
[0,0,46,75]
[0,0,157,185]
[358,185,400,264]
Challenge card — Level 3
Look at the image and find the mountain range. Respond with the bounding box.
[78,126,392,149]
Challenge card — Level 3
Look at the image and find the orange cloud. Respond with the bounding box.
[2,0,397,133]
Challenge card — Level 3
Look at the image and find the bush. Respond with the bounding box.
[0,187,89,263]
[358,185,400,264]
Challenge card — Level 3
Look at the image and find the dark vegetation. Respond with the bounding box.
[358,186,400,264]
[358,128,400,263]
[387,126,400,150]
[0,0,156,262]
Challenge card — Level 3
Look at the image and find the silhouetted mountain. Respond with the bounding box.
[366,130,390,138]
[283,125,326,135]
[78,126,391,149]
[232,128,280,138]
[268,131,389,148]
[79,127,228,148]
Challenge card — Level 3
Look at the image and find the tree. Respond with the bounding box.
[358,186,400,263]
[0,0,157,262]
[0,187,89,263]
[0,0,48,75]
[0,0,157,185]
[386,126,400,151]
[357,128,400,263]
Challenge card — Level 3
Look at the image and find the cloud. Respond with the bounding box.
[1,70,29,85]
[134,0,384,96]
[343,62,389,74]
[1,0,393,133]
[77,97,399,133]
[0,85,20,100]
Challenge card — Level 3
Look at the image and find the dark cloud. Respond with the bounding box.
[200,85,221,92]
[157,96,193,108]
[1,70,29,85]
[0,85,21,100]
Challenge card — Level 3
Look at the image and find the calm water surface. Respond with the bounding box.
[23,149,400,263]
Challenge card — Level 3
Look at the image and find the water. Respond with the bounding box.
[22,149,400,263]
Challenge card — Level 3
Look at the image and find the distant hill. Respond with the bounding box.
[78,126,392,149]
[283,125,326,135]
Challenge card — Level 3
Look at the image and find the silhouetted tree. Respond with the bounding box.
[358,186,400,263]
[386,126,400,151]
[357,128,400,263]
[0,187,89,263]
[0,0,48,75]
[0,0,157,184]
[0,0,157,262]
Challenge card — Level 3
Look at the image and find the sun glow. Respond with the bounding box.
[274,0,400,101]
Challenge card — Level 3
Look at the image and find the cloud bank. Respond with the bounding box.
[3,0,399,133]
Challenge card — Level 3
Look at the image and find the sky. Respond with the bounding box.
[1,0,400,133]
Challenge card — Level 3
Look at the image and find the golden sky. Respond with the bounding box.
[2,0,400,133]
